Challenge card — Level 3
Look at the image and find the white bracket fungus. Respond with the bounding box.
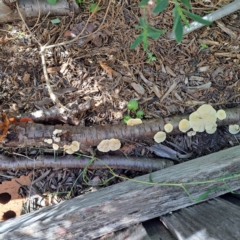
[179,119,191,133]
[229,124,240,134]
[44,139,53,144]
[64,141,80,154]
[216,109,226,120]
[97,138,121,152]
[126,118,142,126]
[164,123,173,133]
[153,131,166,143]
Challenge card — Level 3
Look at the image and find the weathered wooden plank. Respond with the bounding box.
[1,146,240,239]
[143,218,176,240]
[161,198,240,240]
[99,223,151,240]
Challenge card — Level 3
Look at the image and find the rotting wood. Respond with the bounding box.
[161,198,240,240]
[3,106,240,149]
[1,145,240,239]
[0,0,80,23]
[0,154,174,171]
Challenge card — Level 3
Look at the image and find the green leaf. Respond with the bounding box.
[149,172,153,183]
[194,187,223,202]
[183,10,212,25]
[173,8,183,42]
[89,3,101,13]
[179,8,190,28]
[130,34,144,49]
[143,35,148,50]
[136,110,144,119]
[139,0,149,7]
[123,115,131,124]
[139,17,147,27]
[51,18,61,24]
[127,99,139,111]
[47,0,57,5]
[179,0,191,9]
[153,0,169,14]
[147,27,166,39]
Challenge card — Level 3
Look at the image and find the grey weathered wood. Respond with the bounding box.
[99,223,151,240]
[161,198,240,240]
[143,219,176,240]
[1,146,240,239]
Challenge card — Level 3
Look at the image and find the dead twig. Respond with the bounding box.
[0,154,173,171]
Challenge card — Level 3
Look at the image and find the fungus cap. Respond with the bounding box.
[216,109,226,120]
[97,139,110,152]
[65,148,75,154]
[187,131,196,137]
[53,136,60,142]
[108,138,121,151]
[154,131,166,143]
[205,123,217,134]
[126,118,142,126]
[197,104,216,116]
[52,143,59,151]
[179,119,191,133]
[164,123,173,133]
[71,141,80,152]
[44,139,53,144]
[53,129,62,135]
[189,112,205,132]
[229,124,240,134]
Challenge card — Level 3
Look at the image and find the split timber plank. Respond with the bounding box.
[161,198,240,240]
[143,218,176,240]
[1,146,240,239]
[99,223,151,240]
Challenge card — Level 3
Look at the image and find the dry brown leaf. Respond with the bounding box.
[0,113,9,142]
[99,61,114,79]
[47,67,61,73]
[0,35,15,44]
[131,83,145,95]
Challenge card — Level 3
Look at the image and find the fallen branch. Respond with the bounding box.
[0,154,173,171]
[0,0,79,23]
[4,106,240,149]
[168,0,240,40]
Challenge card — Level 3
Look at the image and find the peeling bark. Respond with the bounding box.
[0,154,173,171]
[0,0,79,23]
[3,107,240,149]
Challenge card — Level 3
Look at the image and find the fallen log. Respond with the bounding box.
[1,145,240,239]
[3,106,240,149]
[0,0,79,23]
[0,154,174,171]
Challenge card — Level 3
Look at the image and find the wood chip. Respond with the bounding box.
[139,72,153,87]
[198,66,209,72]
[165,66,176,77]
[189,76,204,81]
[152,84,161,98]
[131,83,145,95]
[47,67,61,73]
[23,73,30,83]
[160,81,178,102]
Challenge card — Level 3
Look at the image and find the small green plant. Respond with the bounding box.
[124,100,145,124]
[136,110,144,119]
[131,0,212,50]
[146,52,157,63]
[123,115,131,124]
[200,43,208,50]
[130,17,166,50]
[89,3,101,13]
[127,99,139,111]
